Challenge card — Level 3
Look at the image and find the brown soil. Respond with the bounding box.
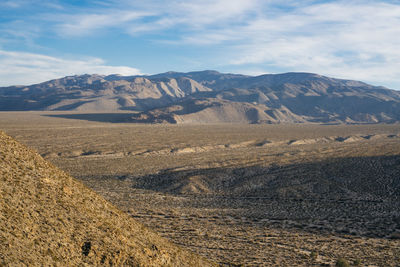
[1,111,400,266]
[0,130,214,266]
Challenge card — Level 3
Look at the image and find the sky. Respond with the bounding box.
[0,0,400,89]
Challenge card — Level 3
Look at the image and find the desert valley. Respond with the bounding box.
[1,71,399,266]
[2,0,400,265]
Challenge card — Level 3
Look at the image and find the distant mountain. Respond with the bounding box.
[1,71,400,124]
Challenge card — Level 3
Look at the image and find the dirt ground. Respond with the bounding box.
[1,111,399,266]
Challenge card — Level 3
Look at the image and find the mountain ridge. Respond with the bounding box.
[1,71,399,124]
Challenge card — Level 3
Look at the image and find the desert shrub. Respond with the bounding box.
[353,259,361,266]
[335,257,350,267]
[310,251,318,260]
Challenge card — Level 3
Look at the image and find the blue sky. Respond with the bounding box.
[0,0,400,89]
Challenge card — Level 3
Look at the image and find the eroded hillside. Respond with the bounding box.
[1,71,400,124]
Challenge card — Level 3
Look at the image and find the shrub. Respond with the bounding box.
[335,257,350,267]
[310,251,318,260]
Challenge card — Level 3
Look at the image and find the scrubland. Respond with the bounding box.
[1,111,399,266]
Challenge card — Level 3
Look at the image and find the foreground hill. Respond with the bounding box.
[0,131,212,266]
[1,71,400,123]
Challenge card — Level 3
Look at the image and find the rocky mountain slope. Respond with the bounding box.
[1,71,400,124]
[0,131,213,266]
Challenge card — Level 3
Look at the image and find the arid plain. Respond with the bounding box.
[1,111,399,266]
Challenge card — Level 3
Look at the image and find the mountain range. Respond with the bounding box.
[1,70,400,124]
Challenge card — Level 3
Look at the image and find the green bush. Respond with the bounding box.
[310,251,318,260]
[353,259,361,266]
[335,257,350,267]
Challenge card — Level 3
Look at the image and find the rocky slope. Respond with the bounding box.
[0,131,213,266]
[1,71,400,124]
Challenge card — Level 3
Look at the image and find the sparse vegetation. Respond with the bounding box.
[310,251,318,260]
[0,130,213,266]
[353,258,361,266]
[1,112,400,266]
[335,257,350,267]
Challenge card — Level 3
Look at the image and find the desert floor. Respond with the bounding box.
[1,111,399,266]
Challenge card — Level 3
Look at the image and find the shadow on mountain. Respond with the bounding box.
[3,71,400,123]
[44,113,138,123]
[52,100,95,110]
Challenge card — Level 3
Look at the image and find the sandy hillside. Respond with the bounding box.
[0,131,213,266]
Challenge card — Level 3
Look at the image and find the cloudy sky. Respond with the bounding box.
[1,0,399,89]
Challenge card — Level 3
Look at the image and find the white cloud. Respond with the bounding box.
[0,0,64,10]
[112,0,398,88]
[53,0,260,37]
[173,0,260,26]
[55,11,154,37]
[0,50,141,86]
[222,1,400,88]
[0,0,25,8]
